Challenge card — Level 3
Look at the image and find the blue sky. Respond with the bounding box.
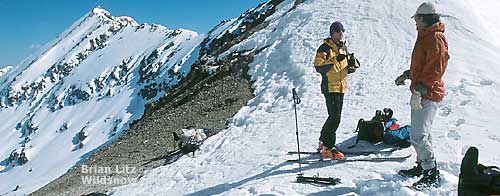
[0,0,266,68]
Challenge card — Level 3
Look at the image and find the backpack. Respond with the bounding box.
[383,125,411,148]
[350,108,410,148]
[459,146,500,196]
[173,128,208,153]
[349,110,386,148]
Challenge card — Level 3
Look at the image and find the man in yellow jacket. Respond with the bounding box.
[313,21,357,159]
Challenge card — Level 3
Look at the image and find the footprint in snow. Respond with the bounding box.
[488,134,500,143]
[455,118,465,127]
[459,100,471,106]
[457,81,475,96]
[439,106,452,117]
[446,130,461,140]
[438,161,461,176]
[479,79,494,86]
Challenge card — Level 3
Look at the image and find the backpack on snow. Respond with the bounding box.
[173,128,208,153]
[349,108,411,148]
[383,125,411,148]
[459,146,500,196]
[348,110,386,148]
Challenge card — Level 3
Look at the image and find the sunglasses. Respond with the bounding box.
[335,29,345,33]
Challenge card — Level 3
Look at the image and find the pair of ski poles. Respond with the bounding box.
[291,88,340,185]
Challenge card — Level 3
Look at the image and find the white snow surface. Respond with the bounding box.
[0,66,12,78]
[110,0,500,195]
[0,7,202,195]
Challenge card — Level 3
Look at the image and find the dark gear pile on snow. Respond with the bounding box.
[142,128,209,166]
[173,128,208,153]
[351,109,390,145]
[350,108,411,148]
[459,146,500,196]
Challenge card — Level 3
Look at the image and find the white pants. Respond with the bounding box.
[410,99,438,170]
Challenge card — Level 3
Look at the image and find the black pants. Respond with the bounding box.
[319,92,344,148]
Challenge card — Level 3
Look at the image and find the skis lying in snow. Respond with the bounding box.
[288,148,398,156]
[142,149,186,166]
[296,174,341,185]
[287,153,412,164]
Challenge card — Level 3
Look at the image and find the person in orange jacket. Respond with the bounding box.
[313,21,358,160]
[395,2,450,189]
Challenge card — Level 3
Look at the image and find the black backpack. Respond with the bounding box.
[459,146,500,196]
[349,110,386,148]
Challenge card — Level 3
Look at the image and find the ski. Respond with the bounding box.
[296,174,341,185]
[404,183,441,191]
[142,149,184,166]
[288,148,398,156]
[287,153,412,164]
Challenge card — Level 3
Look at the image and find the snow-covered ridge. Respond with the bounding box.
[200,0,284,59]
[0,66,12,78]
[1,7,197,109]
[91,6,138,27]
[111,0,500,195]
[0,6,202,195]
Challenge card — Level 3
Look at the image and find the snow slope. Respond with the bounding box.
[111,0,500,195]
[0,66,12,78]
[0,7,202,195]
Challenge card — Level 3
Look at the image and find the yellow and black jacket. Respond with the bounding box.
[313,38,349,94]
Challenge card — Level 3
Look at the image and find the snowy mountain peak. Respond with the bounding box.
[90,6,138,27]
[91,6,109,16]
[0,6,203,194]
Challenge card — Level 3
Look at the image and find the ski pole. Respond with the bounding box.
[292,88,302,174]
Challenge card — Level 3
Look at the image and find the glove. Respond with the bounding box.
[410,91,423,110]
[336,54,347,62]
[395,74,407,86]
[414,83,429,95]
